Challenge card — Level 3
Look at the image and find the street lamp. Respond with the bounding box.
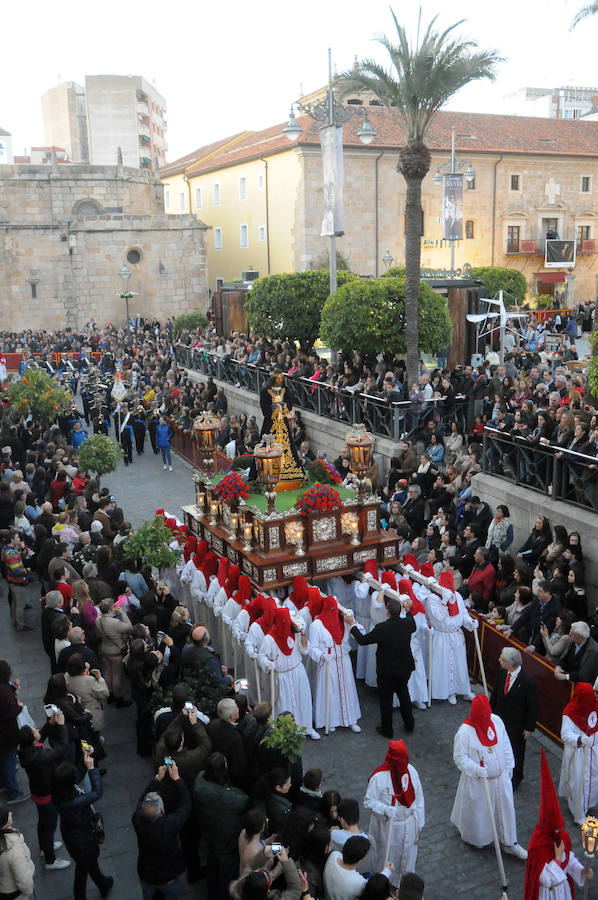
[382,249,394,271]
[432,126,476,278]
[282,49,377,360]
[118,265,133,329]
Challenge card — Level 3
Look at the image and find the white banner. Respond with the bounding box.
[320,124,344,237]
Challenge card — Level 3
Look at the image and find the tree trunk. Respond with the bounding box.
[399,141,430,387]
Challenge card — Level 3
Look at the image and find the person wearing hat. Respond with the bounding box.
[364,739,424,883]
[525,749,592,899]
[132,407,147,456]
[558,681,598,825]
[427,571,476,705]
[451,694,527,859]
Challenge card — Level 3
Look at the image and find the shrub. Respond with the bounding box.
[76,434,122,482]
[470,266,527,303]
[173,311,209,338]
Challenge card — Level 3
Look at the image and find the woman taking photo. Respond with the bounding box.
[52,750,113,900]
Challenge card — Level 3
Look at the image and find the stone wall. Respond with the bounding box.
[0,164,209,328]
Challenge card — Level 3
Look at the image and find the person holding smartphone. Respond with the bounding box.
[17,709,71,870]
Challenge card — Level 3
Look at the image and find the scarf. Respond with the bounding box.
[290,576,309,610]
[316,595,344,645]
[464,695,497,747]
[370,739,415,807]
[397,579,426,617]
[562,682,598,735]
[271,607,294,655]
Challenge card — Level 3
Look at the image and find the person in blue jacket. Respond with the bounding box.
[156,417,174,472]
[71,422,88,450]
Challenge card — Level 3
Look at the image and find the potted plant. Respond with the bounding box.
[75,433,122,485]
[213,471,250,510]
[124,515,182,574]
[260,713,306,764]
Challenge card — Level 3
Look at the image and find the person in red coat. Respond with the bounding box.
[463,547,496,612]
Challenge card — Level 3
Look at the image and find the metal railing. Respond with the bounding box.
[174,344,468,442]
[482,427,598,511]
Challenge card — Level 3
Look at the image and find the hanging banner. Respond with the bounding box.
[320,124,344,237]
[545,239,576,268]
[442,173,463,241]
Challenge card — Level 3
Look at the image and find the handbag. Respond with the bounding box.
[90,805,105,844]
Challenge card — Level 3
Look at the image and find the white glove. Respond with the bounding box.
[384,804,398,819]
[259,657,274,672]
[478,767,488,778]
[471,618,479,630]
[318,652,329,667]
[364,572,373,581]
[582,734,594,747]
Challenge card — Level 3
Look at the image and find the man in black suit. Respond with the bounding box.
[56,626,102,674]
[206,698,247,789]
[555,621,598,686]
[511,581,560,654]
[490,647,538,789]
[402,484,426,538]
[348,597,415,738]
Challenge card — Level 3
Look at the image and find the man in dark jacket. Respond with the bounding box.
[555,621,598,686]
[57,626,101,674]
[490,647,538,790]
[348,597,416,738]
[41,590,66,672]
[206,698,248,789]
[132,760,191,899]
[18,714,71,868]
[511,581,560,653]
[181,626,230,683]
[402,484,425,538]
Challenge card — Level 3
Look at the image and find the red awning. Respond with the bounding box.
[534,272,566,283]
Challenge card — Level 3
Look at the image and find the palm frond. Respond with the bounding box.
[335,9,504,144]
[570,1,598,29]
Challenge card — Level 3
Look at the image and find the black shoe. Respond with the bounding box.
[114,697,132,708]
[376,726,393,739]
[100,876,114,897]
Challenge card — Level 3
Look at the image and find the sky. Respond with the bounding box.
[3,0,598,161]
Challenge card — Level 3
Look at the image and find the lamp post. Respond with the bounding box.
[432,127,475,278]
[282,49,377,362]
[346,423,375,504]
[118,265,132,328]
[253,433,283,515]
[382,249,394,271]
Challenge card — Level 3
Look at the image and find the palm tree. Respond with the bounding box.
[336,11,501,383]
[571,2,598,29]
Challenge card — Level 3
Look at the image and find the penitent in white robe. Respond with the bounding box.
[352,579,372,680]
[427,590,476,700]
[450,715,517,848]
[212,586,234,668]
[364,766,424,884]
[308,620,361,730]
[244,621,269,706]
[538,854,586,899]
[258,633,313,732]
[406,611,430,705]
[558,715,598,824]
[366,593,387,688]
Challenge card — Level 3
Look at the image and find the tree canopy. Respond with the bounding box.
[245,270,357,349]
[470,267,527,304]
[76,434,122,482]
[319,276,452,358]
[6,367,70,424]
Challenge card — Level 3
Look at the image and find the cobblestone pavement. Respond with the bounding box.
[3,444,596,899]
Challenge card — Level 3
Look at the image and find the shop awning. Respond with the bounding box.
[534,272,566,283]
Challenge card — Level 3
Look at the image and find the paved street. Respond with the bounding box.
[1,443,595,899]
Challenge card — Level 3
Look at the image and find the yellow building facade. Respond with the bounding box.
[161,108,598,301]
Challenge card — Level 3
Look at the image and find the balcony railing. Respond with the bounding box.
[482,427,598,511]
[174,344,468,442]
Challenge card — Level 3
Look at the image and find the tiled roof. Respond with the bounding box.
[162,108,598,180]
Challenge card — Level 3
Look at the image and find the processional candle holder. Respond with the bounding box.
[193,411,220,481]
[209,500,219,526]
[242,523,253,552]
[581,816,598,899]
[253,434,283,515]
[346,423,375,504]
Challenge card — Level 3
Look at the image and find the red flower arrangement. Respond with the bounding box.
[307,458,342,485]
[295,483,344,517]
[214,471,250,503]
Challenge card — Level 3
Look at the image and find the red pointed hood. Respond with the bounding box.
[381,571,397,590]
[290,576,309,610]
[255,596,277,635]
[438,570,459,616]
[216,557,229,585]
[307,587,324,620]
[201,552,218,580]
[563,682,598,735]
[183,535,197,563]
[316,595,344,644]
[364,560,379,580]
[193,540,209,569]
[397,578,426,617]
[524,749,573,900]
[464,695,498,747]
[224,564,240,598]
[402,554,419,571]
[271,607,294,656]
[232,575,252,608]
[247,594,266,625]
[420,562,435,578]
[370,739,415,808]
